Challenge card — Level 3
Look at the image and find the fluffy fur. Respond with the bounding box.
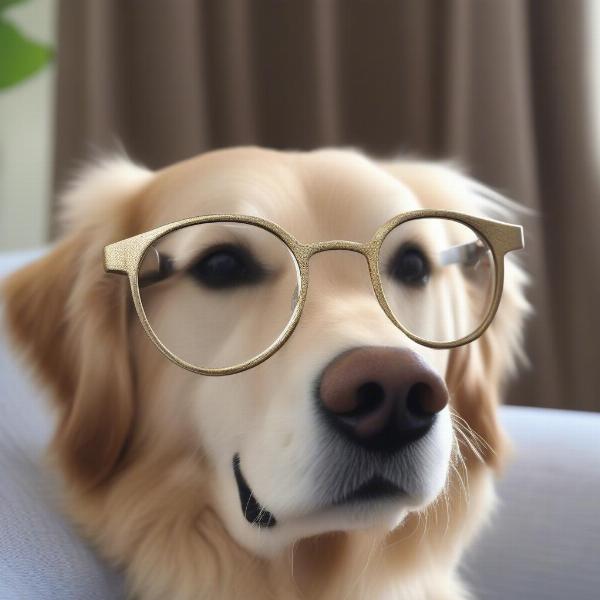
[2,148,528,599]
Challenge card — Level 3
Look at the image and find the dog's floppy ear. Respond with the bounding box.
[446,252,530,469]
[2,158,153,489]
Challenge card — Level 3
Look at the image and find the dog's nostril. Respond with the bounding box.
[406,382,434,417]
[318,347,449,451]
[349,381,385,418]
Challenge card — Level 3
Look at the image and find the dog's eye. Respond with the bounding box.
[388,245,430,286]
[187,244,267,289]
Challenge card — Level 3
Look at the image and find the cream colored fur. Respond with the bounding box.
[3,148,528,599]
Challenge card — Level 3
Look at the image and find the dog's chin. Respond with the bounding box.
[294,496,411,536]
[222,455,438,557]
[228,491,415,557]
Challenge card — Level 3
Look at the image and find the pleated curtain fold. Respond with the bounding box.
[54,0,600,411]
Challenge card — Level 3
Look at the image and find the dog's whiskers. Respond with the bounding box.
[449,408,494,461]
[450,435,471,507]
[287,540,304,597]
[383,513,421,551]
[451,422,481,465]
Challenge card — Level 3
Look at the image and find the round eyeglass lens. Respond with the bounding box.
[378,217,496,344]
[138,222,301,370]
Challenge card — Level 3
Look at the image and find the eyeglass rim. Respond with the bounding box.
[104,210,524,376]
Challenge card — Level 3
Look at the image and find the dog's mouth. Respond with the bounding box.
[233,454,405,529]
[233,454,277,528]
[332,476,405,505]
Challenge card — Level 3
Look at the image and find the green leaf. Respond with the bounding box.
[0,18,52,89]
[0,0,27,13]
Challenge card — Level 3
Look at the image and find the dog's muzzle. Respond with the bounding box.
[233,346,449,529]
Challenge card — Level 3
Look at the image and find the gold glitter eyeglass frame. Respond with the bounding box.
[104,211,524,376]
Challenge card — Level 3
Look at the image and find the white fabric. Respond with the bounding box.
[0,251,125,599]
[463,406,600,600]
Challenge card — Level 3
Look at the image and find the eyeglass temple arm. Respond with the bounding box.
[439,241,487,267]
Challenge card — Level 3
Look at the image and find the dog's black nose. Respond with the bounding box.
[318,347,448,452]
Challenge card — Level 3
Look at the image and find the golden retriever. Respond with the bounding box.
[2,147,528,599]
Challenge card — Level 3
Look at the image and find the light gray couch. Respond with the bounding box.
[1,251,599,599]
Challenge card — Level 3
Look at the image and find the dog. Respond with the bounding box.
[3,147,528,599]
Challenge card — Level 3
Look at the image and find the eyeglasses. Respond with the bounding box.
[104,211,523,376]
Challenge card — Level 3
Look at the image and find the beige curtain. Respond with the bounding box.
[54,0,600,412]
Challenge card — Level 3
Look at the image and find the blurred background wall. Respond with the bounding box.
[0,0,56,251]
[1,0,599,413]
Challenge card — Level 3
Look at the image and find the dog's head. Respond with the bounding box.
[3,148,528,562]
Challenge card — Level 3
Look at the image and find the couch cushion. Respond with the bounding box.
[0,251,126,600]
[0,249,47,279]
[463,406,600,600]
